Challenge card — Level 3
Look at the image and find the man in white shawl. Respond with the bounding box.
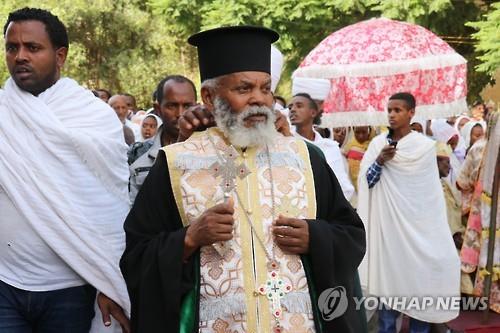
[0,7,130,332]
[357,93,460,333]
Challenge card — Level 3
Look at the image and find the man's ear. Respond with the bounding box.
[409,108,416,119]
[311,107,319,120]
[55,47,68,70]
[153,101,160,114]
[201,86,215,112]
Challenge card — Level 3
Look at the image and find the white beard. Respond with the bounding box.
[213,97,278,148]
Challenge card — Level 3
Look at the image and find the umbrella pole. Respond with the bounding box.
[482,151,500,323]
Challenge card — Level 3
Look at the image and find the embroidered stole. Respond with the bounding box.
[164,128,317,332]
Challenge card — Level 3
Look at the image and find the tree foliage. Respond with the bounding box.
[0,0,497,108]
[467,1,500,76]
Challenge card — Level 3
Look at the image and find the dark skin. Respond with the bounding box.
[177,99,291,142]
[5,20,67,96]
[182,71,307,258]
[332,127,347,146]
[437,155,464,249]
[410,122,423,134]
[5,20,129,332]
[353,126,370,143]
[288,95,317,141]
[154,80,196,146]
[376,99,414,165]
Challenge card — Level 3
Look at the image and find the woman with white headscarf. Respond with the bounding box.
[430,119,464,200]
[139,114,162,142]
[460,120,486,154]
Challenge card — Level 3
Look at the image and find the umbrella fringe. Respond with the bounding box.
[294,52,466,79]
[320,98,468,128]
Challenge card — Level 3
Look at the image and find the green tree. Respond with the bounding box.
[0,0,496,105]
[150,0,492,101]
[467,1,500,76]
[1,0,188,108]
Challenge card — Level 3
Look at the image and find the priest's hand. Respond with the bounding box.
[274,111,292,137]
[184,198,235,257]
[97,292,130,333]
[272,215,309,255]
[178,104,215,142]
[376,144,397,165]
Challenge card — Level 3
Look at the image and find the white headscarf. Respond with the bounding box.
[461,120,486,148]
[453,114,470,132]
[431,119,459,143]
[140,113,162,141]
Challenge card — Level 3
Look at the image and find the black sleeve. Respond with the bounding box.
[306,145,366,333]
[120,150,196,332]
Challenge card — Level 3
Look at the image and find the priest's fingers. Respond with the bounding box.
[276,245,306,255]
[274,215,307,229]
[209,197,235,215]
[274,234,304,247]
[214,221,234,234]
[214,232,234,242]
[273,226,307,241]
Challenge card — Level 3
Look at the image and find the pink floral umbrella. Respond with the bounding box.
[293,18,468,127]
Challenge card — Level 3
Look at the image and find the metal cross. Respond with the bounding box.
[258,271,292,319]
[210,145,251,196]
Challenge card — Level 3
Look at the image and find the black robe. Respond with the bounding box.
[120,144,366,333]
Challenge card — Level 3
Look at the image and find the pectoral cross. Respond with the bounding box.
[210,145,251,198]
[210,145,251,257]
[257,271,292,332]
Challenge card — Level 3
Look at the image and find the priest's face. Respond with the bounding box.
[205,72,278,147]
[210,71,274,127]
[5,20,67,96]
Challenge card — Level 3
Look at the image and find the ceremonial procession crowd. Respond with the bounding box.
[0,6,499,333]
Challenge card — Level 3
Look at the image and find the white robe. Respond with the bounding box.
[294,129,355,200]
[357,132,460,323]
[0,78,130,332]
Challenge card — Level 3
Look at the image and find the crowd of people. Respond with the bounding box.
[1,6,499,333]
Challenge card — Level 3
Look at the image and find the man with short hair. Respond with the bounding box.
[121,26,365,332]
[109,94,139,145]
[0,7,130,332]
[128,75,197,202]
[289,93,354,200]
[358,92,460,333]
[123,93,138,114]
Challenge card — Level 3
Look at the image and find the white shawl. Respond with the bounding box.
[0,78,130,331]
[357,132,460,323]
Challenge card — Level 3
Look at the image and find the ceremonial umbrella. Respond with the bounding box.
[293,18,468,127]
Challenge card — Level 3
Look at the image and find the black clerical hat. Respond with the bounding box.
[188,26,279,82]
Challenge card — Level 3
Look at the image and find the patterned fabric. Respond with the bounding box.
[460,114,500,313]
[343,134,374,191]
[164,128,316,333]
[457,139,487,215]
[294,18,467,127]
[366,161,383,189]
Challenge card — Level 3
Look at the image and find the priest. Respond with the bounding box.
[120,26,365,333]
